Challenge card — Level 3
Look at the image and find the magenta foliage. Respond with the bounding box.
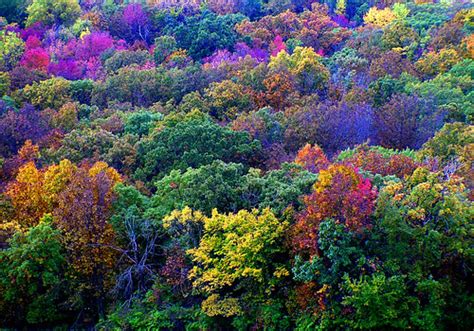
[20,22,46,41]
[48,59,83,80]
[25,36,42,49]
[123,4,149,27]
[20,48,50,72]
[122,3,150,42]
[75,32,115,61]
[271,35,286,56]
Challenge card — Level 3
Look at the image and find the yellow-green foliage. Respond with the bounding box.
[188,208,289,317]
[22,77,71,109]
[26,0,81,27]
[0,31,25,71]
[364,7,397,28]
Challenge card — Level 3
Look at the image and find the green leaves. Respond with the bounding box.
[135,113,261,185]
[26,0,81,27]
[0,215,67,324]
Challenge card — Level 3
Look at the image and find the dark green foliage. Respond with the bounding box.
[165,11,245,60]
[0,215,67,326]
[135,112,261,185]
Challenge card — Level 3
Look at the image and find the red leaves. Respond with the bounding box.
[292,165,377,256]
[294,144,330,174]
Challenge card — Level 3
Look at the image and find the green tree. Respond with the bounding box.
[135,111,261,185]
[26,0,81,27]
[0,215,67,325]
[21,77,71,109]
[0,30,25,71]
[188,208,290,323]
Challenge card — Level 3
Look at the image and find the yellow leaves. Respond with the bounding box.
[415,48,461,77]
[88,161,122,184]
[186,208,289,316]
[43,159,77,204]
[163,206,205,230]
[273,266,290,278]
[363,7,397,28]
[318,284,330,294]
[407,208,426,221]
[315,164,359,193]
[14,161,42,185]
[5,162,47,230]
[201,294,242,317]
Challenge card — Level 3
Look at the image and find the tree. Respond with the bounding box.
[419,122,473,166]
[375,93,444,149]
[339,144,418,178]
[21,77,71,109]
[135,112,261,185]
[149,161,250,219]
[104,50,151,73]
[294,144,330,174]
[122,3,151,42]
[188,208,289,320]
[0,30,25,71]
[26,0,81,27]
[0,71,10,96]
[20,47,50,72]
[0,0,28,24]
[53,162,121,319]
[268,47,329,94]
[363,7,396,28]
[293,164,377,256]
[415,48,461,78]
[0,104,50,157]
[153,36,177,65]
[75,31,115,61]
[3,160,77,233]
[374,168,473,329]
[204,80,254,121]
[0,215,67,326]
[236,4,350,54]
[166,11,245,60]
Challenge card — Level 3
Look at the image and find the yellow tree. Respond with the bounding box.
[364,7,397,28]
[187,208,289,318]
[53,161,121,315]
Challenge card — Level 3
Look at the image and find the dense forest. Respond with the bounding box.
[0,0,473,329]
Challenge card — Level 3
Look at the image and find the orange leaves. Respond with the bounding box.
[294,144,330,174]
[292,165,377,256]
[260,72,295,110]
[2,159,121,246]
[52,161,121,291]
[5,161,47,230]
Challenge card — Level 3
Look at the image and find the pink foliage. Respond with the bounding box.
[20,48,50,72]
[48,59,83,80]
[83,57,106,81]
[270,35,287,56]
[25,36,42,49]
[75,32,115,61]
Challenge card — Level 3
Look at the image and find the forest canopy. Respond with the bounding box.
[0,0,473,329]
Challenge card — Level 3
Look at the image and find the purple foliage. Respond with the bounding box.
[48,59,83,80]
[122,4,151,42]
[317,100,374,155]
[0,104,50,156]
[204,42,268,68]
[20,22,46,41]
[75,32,115,61]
